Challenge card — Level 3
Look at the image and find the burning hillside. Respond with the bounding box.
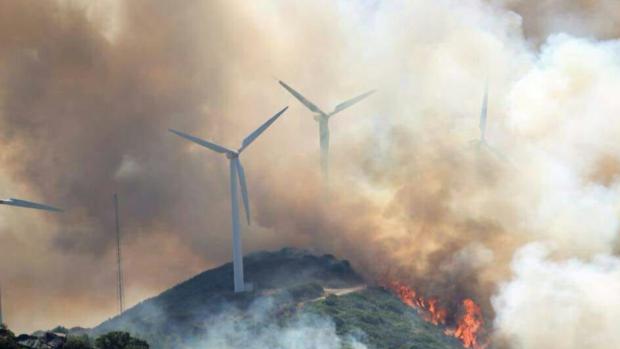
[387,281,487,349]
[88,248,464,349]
[0,1,619,348]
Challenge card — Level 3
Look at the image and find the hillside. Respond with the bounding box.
[90,248,463,349]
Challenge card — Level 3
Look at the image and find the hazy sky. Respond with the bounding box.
[0,2,619,347]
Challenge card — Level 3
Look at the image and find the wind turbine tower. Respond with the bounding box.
[0,197,63,325]
[169,106,288,293]
[278,81,375,182]
[113,194,125,315]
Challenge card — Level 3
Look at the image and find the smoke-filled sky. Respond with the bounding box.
[0,0,619,347]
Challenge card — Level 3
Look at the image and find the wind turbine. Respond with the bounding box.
[278,81,375,181]
[169,106,288,293]
[472,84,509,161]
[0,197,62,326]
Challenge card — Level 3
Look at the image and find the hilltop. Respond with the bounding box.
[88,248,463,349]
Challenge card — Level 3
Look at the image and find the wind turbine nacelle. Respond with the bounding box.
[313,114,327,122]
[226,152,239,159]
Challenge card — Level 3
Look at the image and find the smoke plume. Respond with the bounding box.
[194,296,368,349]
[492,243,620,349]
[0,1,618,347]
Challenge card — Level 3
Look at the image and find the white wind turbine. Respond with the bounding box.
[279,81,375,181]
[0,197,62,326]
[169,106,288,293]
[472,84,508,161]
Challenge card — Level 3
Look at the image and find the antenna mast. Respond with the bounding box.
[0,283,3,326]
[114,194,125,314]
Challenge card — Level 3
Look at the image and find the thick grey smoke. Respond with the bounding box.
[0,2,618,348]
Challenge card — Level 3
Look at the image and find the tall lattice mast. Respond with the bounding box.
[114,194,125,314]
[0,283,4,326]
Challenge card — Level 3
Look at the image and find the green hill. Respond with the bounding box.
[90,248,463,349]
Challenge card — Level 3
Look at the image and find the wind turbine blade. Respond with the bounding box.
[239,106,288,152]
[235,159,250,225]
[0,198,63,212]
[279,81,327,116]
[479,85,488,142]
[169,129,234,154]
[330,90,376,116]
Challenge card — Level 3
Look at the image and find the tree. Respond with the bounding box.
[0,324,19,349]
[95,331,149,349]
[64,334,94,349]
[51,325,69,334]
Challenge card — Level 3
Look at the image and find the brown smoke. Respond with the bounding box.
[499,0,620,42]
[0,2,618,346]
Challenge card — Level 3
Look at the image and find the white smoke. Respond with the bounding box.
[195,296,368,349]
[489,31,620,349]
[492,243,620,349]
[1,1,620,346]
[501,34,620,255]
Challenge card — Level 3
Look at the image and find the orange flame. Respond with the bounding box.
[427,297,448,326]
[388,281,447,325]
[453,299,485,349]
[386,281,487,349]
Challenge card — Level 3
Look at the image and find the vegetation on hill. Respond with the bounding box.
[87,248,463,349]
[94,331,149,349]
[91,248,362,347]
[0,324,19,349]
[0,324,148,349]
[64,334,94,349]
[3,249,466,348]
[305,288,463,349]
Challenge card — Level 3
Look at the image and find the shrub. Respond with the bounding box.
[51,325,70,334]
[95,331,149,349]
[0,324,19,349]
[65,334,94,349]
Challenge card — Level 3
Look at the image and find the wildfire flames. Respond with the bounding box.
[390,281,448,325]
[387,281,487,349]
[451,299,485,348]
